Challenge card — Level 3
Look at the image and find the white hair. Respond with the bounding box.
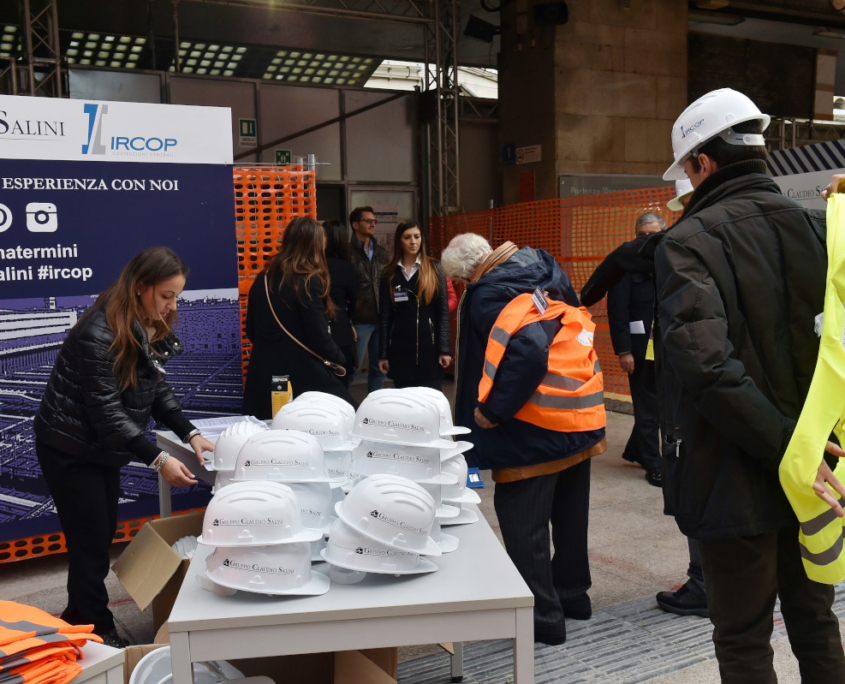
[441,233,493,280]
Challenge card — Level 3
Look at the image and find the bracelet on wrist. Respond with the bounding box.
[153,452,170,472]
[182,428,201,444]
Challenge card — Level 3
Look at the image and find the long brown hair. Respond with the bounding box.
[267,216,336,317]
[88,246,188,391]
[385,221,439,305]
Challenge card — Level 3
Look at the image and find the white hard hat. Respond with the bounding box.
[212,420,268,471]
[335,474,441,556]
[667,178,694,212]
[664,88,770,181]
[128,646,245,684]
[351,393,457,449]
[205,543,330,596]
[430,518,459,554]
[212,469,238,494]
[417,480,462,520]
[271,402,356,451]
[441,454,482,505]
[320,518,438,575]
[393,387,471,437]
[439,505,479,527]
[288,481,335,534]
[198,481,322,547]
[350,440,459,485]
[294,392,356,433]
[310,535,328,562]
[442,440,473,461]
[233,430,338,483]
[324,449,352,482]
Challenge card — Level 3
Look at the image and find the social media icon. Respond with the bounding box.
[26,203,58,232]
[0,204,11,232]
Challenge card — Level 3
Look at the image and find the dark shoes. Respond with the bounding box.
[99,630,129,649]
[561,594,592,621]
[535,631,566,646]
[656,585,709,618]
[645,468,662,488]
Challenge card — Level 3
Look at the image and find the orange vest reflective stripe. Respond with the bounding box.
[478,293,606,432]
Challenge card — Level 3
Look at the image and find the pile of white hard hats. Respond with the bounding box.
[209,421,268,493]
[322,474,441,575]
[194,388,479,595]
[197,481,330,596]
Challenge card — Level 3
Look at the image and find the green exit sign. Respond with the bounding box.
[275,149,292,165]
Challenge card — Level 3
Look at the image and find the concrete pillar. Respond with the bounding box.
[499,0,688,203]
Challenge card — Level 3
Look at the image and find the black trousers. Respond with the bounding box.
[36,440,121,635]
[493,458,592,640]
[624,358,661,471]
[698,526,845,684]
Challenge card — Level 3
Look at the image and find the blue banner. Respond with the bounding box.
[0,96,238,548]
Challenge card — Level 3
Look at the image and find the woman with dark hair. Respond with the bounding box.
[377,221,451,389]
[33,246,214,648]
[243,217,354,417]
[322,220,358,388]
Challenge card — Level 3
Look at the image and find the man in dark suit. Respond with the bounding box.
[607,212,664,487]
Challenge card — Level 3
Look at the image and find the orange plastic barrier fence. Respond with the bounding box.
[430,186,679,397]
[0,508,204,563]
[234,166,317,376]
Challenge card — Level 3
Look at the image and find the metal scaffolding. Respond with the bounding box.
[18,0,64,97]
[423,0,461,217]
[767,117,845,151]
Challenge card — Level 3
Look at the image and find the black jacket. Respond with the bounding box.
[243,273,354,419]
[608,272,655,360]
[327,256,357,348]
[653,160,827,541]
[33,307,194,467]
[349,234,389,325]
[378,260,450,380]
[455,247,605,471]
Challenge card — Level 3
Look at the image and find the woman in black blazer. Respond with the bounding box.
[243,217,355,418]
[323,220,358,388]
[377,221,451,390]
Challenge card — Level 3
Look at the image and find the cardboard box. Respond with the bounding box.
[112,512,204,633]
[123,647,396,684]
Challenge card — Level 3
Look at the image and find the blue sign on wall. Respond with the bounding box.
[0,96,238,544]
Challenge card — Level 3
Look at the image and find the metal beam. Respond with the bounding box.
[423,0,460,216]
[189,0,432,25]
[20,0,64,97]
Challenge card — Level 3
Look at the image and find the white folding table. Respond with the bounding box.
[71,642,125,684]
[166,505,535,684]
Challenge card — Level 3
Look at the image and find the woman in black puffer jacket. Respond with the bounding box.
[33,247,214,648]
[377,221,451,390]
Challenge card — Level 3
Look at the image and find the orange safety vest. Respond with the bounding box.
[478,292,606,432]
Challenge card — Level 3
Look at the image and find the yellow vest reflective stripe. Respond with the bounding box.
[779,194,845,584]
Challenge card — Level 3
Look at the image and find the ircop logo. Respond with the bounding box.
[82,103,177,156]
[680,118,704,139]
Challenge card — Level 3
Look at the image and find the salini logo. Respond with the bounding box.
[366,450,428,464]
[355,547,415,557]
[213,517,286,526]
[361,417,424,433]
[370,509,427,536]
[243,458,309,467]
[0,111,66,138]
[82,103,177,156]
[221,559,294,575]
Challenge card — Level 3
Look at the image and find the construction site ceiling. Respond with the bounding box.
[1,0,500,69]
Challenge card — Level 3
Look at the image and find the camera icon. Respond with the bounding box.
[0,204,12,233]
[26,203,58,233]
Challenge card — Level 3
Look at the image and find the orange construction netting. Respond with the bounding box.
[430,186,679,398]
[234,166,318,376]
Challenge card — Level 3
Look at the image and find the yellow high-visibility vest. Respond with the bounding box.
[779,194,845,584]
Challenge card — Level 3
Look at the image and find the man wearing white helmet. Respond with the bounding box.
[654,88,845,682]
